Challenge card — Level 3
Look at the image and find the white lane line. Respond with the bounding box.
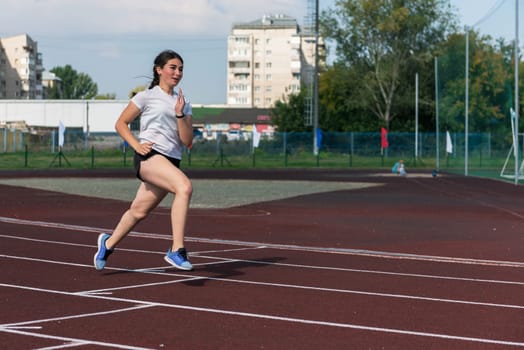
[193,246,267,254]
[1,215,524,267]
[1,283,523,348]
[0,328,154,350]
[1,304,152,328]
[1,256,523,311]
[34,342,89,350]
[3,233,523,287]
[2,228,524,287]
[79,277,205,295]
[196,254,524,286]
[0,234,166,255]
[3,245,524,289]
[1,304,156,350]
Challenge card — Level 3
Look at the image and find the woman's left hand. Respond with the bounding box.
[175,88,185,116]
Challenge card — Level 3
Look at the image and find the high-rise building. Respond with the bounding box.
[227,14,324,108]
[0,34,44,99]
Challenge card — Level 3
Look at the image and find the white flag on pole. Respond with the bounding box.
[446,131,453,154]
[58,120,66,147]
[252,124,260,148]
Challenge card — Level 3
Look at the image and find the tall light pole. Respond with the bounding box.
[435,57,440,169]
[415,72,419,160]
[313,0,319,155]
[465,25,469,177]
[514,0,519,184]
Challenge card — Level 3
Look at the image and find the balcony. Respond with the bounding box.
[228,60,251,74]
[290,61,301,73]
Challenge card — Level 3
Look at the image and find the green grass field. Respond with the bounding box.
[1,146,519,183]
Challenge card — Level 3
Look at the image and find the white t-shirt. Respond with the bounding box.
[131,85,192,160]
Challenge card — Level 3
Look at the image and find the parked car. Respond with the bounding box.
[227,130,241,141]
[193,128,204,141]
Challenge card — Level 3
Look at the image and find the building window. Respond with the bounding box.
[234,73,249,80]
[290,84,300,92]
[265,62,272,69]
[230,84,248,92]
[265,74,272,81]
[235,37,249,44]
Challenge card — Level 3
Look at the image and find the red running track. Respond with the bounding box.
[1,169,523,349]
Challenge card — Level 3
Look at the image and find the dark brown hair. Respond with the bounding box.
[148,50,184,89]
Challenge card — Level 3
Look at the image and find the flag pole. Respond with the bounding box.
[514,0,519,184]
[313,0,319,156]
[435,56,440,170]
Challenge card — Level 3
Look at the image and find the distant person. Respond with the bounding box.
[94,50,194,271]
[392,159,407,177]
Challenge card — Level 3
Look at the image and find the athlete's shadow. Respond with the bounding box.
[177,256,287,287]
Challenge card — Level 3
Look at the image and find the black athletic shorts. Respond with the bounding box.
[134,149,181,181]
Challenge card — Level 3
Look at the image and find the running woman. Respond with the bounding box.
[94,50,194,271]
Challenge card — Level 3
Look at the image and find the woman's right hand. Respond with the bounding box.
[135,142,154,156]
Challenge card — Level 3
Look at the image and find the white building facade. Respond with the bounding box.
[227,14,323,108]
[0,34,44,99]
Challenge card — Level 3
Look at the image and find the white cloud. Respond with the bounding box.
[0,0,309,38]
[0,0,315,102]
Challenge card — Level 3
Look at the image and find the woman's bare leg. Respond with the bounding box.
[138,154,193,251]
[105,181,167,249]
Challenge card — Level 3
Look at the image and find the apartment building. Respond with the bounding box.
[227,14,324,108]
[0,34,44,99]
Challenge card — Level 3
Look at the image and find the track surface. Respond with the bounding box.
[1,168,523,349]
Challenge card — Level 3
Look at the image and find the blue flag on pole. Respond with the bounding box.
[316,128,323,150]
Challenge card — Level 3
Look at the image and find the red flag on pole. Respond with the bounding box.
[381,127,389,149]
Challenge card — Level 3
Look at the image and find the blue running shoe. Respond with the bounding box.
[94,233,113,270]
[164,247,193,271]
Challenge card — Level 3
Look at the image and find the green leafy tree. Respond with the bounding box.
[129,85,147,98]
[469,35,513,133]
[271,89,311,132]
[94,93,116,100]
[49,65,98,99]
[321,0,457,130]
[319,62,378,131]
[437,31,516,136]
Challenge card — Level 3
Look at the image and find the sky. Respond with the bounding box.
[0,0,520,104]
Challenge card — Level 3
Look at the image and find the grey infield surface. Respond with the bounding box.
[0,178,379,209]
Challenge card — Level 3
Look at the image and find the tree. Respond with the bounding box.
[129,85,147,98]
[437,31,516,136]
[95,93,116,100]
[319,62,379,131]
[49,65,98,99]
[271,89,311,132]
[321,0,457,130]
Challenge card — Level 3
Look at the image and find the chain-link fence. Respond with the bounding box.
[436,0,522,183]
[1,127,521,184]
